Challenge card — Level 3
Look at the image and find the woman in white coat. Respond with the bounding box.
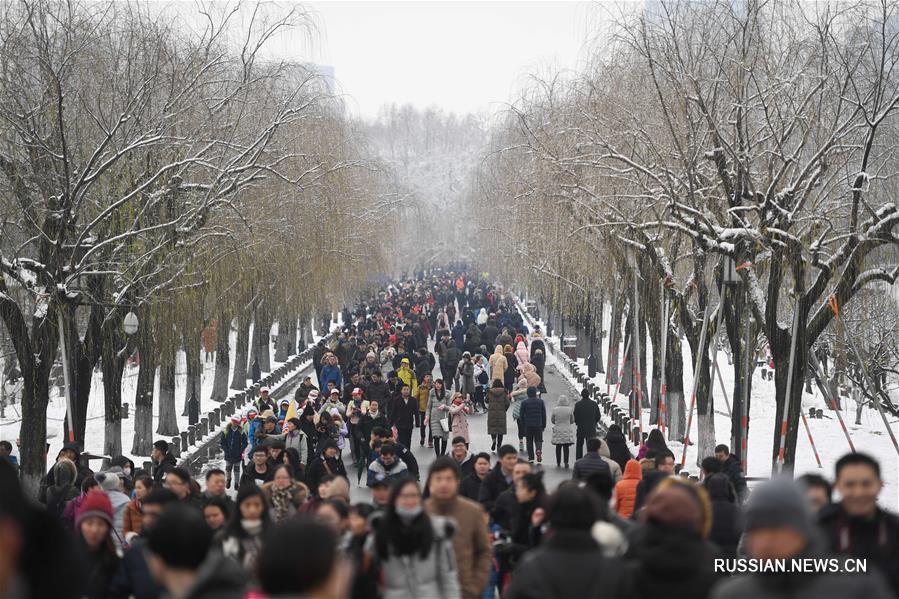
[551,395,576,468]
[367,479,461,599]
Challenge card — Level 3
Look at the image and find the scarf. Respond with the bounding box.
[271,483,298,523]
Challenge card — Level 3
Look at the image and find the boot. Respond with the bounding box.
[536,450,542,464]
[226,478,232,489]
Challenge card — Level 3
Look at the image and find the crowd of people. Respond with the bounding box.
[1,267,898,599]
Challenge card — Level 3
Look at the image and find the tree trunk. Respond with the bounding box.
[61,302,102,447]
[183,338,202,417]
[769,308,808,476]
[274,311,292,363]
[595,292,604,373]
[620,313,633,400]
[666,332,686,442]
[157,347,179,436]
[255,305,272,373]
[607,285,625,386]
[19,367,52,498]
[723,285,755,465]
[101,330,128,461]
[287,314,298,356]
[637,301,650,410]
[131,306,156,456]
[210,312,230,402]
[1,302,57,499]
[231,309,250,390]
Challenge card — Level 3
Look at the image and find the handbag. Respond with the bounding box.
[439,417,450,433]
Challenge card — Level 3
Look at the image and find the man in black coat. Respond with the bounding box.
[477,445,517,512]
[389,384,419,450]
[449,436,476,479]
[714,444,748,502]
[573,389,601,460]
[491,460,533,531]
[818,452,899,596]
[441,340,462,389]
[460,453,492,502]
[363,371,390,403]
[150,440,176,487]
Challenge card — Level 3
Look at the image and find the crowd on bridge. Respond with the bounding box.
[1,267,898,599]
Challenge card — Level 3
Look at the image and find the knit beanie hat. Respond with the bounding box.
[744,478,812,537]
[76,490,114,527]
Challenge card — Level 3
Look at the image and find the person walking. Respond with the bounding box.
[220,415,248,489]
[425,379,451,457]
[519,387,546,464]
[573,388,601,460]
[390,384,420,451]
[604,424,634,472]
[425,457,493,599]
[456,352,475,400]
[75,490,121,599]
[504,485,630,599]
[613,459,642,519]
[368,478,462,599]
[550,395,575,468]
[417,374,433,447]
[488,346,507,386]
[486,380,510,453]
[571,438,612,482]
[218,485,270,583]
[448,392,473,444]
[712,478,893,599]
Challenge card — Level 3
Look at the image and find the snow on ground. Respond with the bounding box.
[0,319,329,467]
[522,309,898,511]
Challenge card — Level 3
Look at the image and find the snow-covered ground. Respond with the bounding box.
[523,309,899,511]
[0,319,327,467]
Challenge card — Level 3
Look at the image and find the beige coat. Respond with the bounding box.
[487,346,507,383]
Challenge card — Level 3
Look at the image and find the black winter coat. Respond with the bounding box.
[305,455,347,496]
[506,530,631,599]
[604,429,634,472]
[459,473,484,503]
[626,524,721,599]
[573,398,601,436]
[390,396,420,430]
[704,474,741,559]
[818,503,899,596]
[478,463,512,512]
[151,453,176,486]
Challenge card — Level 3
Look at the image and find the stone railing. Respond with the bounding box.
[168,332,336,476]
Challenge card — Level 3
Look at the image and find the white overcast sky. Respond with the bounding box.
[299,1,605,119]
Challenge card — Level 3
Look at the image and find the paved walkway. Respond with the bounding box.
[288,338,583,503]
